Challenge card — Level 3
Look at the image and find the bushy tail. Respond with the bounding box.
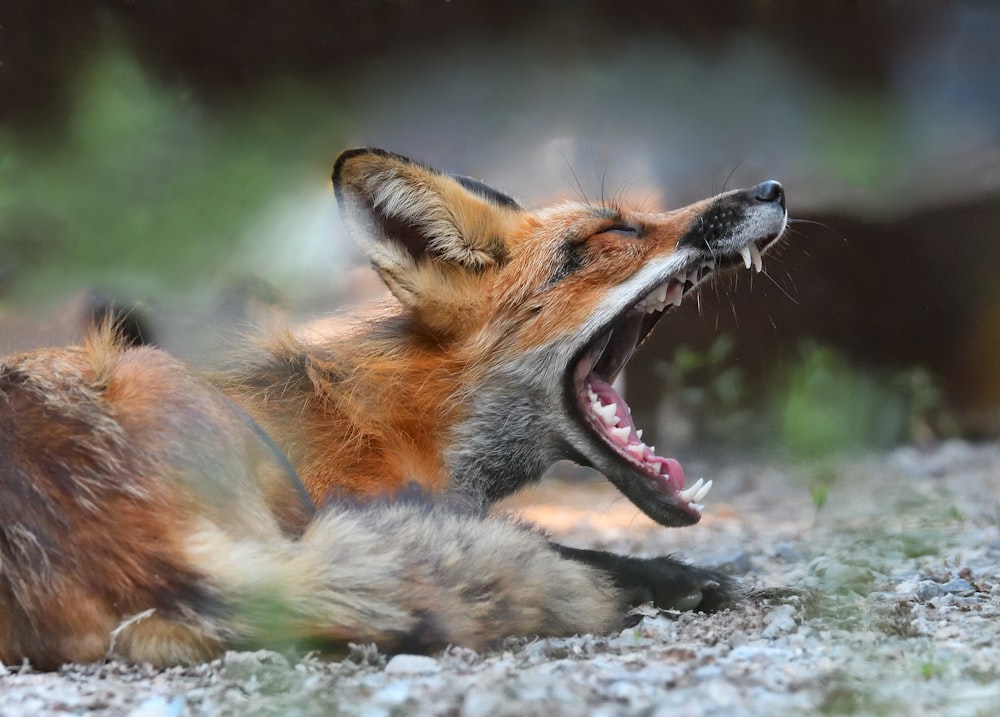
[175,497,625,660]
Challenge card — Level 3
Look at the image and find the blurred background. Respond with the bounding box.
[2,0,999,465]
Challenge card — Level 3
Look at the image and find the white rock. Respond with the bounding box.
[127,695,185,717]
[762,604,798,638]
[383,654,441,676]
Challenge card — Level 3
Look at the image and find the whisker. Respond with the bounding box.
[640,186,659,212]
[760,269,800,305]
[786,217,832,228]
[722,163,743,193]
[615,172,640,211]
[787,217,845,241]
[558,147,591,206]
[591,146,608,207]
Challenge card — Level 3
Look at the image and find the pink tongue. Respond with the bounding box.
[647,455,685,492]
[587,375,686,493]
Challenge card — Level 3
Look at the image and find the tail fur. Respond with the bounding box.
[185,499,623,659]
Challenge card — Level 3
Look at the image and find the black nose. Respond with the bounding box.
[754,180,784,208]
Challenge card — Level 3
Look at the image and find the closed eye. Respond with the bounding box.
[600,223,641,237]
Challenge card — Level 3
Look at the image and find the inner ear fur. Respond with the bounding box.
[332,148,523,332]
[333,147,522,268]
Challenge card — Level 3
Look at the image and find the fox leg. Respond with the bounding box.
[553,545,737,613]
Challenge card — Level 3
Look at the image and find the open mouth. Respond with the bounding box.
[567,232,782,526]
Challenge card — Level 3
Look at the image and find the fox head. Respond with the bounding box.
[333,148,787,527]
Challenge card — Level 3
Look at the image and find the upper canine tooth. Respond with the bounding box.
[749,243,763,273]
[738,246,753,269]
[665,283,683,307]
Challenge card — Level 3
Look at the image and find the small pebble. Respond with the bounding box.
[462,691,505,717]
[940,578,975,596]
[762,605,798,638]
[915,580,945,601]
[384,654,441,676]
[127,695,185,717]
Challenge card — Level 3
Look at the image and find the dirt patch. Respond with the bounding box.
[2,441,999,716]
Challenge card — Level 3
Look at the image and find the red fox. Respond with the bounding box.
[0,148,787,669]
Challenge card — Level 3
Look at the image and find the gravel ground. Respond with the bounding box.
[2,440,999,717]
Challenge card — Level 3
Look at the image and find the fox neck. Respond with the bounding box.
[443,353,567,507]
[238,306,557,506]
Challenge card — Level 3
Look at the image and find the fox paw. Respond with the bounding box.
[554,545,737,614]
[618,556,736,613]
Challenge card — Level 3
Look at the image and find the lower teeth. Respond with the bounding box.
[586,384,712,504]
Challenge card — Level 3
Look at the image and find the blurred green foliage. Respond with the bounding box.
[814,92,905,192]
[779,342,941,460]
[654,337,943,460]
[0,44,342,307]
[654,334,753,447]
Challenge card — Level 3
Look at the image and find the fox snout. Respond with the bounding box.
[675,180,787,268]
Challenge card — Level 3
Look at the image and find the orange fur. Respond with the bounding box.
[223,164,721,505]
[1,148,787,668]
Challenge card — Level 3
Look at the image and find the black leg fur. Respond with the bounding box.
[554,545,738,613]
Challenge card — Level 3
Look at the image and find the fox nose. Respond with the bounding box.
[754,180,785,209]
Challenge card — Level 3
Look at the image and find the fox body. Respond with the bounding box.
[0,148,787,669]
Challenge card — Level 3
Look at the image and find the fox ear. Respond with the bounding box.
[332,148,522,310]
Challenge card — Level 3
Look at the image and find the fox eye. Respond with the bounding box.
[601,223,640,237]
